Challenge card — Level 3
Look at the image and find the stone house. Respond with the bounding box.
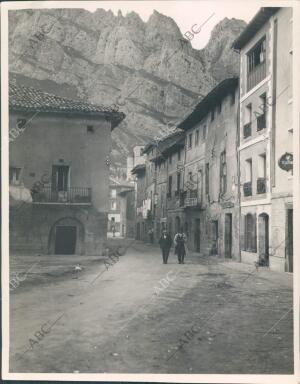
[108,178,134,237]
[131,163,147,241]
[9,82,124,255]
[178,77,240,258]
[233,7,293,271]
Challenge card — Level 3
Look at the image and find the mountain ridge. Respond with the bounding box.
[9,8,246,177]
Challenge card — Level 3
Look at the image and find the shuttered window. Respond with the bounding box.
[243,213,257,252]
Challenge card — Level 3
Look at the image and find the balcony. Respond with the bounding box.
[257,177,266,194]
[243,122,252,139]
[182,189,201,208]
[185,197,198,207]
[247,61,266,91]
[32,186,92,204]
[257,114,266,131]
[243,182,252,197]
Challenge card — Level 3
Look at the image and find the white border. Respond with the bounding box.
[1,1,300,383]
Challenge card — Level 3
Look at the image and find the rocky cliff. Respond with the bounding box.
[8,8,246,176]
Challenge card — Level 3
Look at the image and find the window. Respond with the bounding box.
[169,154,172,164]
[111,200,117,210]
[244,104,252,138]
[211,108,215,122]
[247,37,266,72]
[168,175,172,197]
[111,189,117,198]
[195,130,199,146]
[244,213,257,252]
[217,102,222,114]
[256,93,267,131]
[87,125,94,133]
[220,150,227,194]
[203,125,207,139]
[257,153,266,194]
[247,37,266,90]
[9,167,21,185]
[205,163,209,195]
[188,133,193,148]
[244,159,252,197]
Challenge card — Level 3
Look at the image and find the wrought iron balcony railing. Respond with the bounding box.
[257,177,266,194]
[243,181,252,197]
[32,186,92,204]
[243,122,252,139]
[247,61,266,91]
[257,114,266,131]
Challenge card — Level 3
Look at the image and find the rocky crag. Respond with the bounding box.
[9,8,246,176]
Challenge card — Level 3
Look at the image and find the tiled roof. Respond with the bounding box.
[9,83,125,129]
[143,128,183,155]
[178,77,238,130]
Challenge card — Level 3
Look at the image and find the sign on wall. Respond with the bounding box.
[278,152,293,172]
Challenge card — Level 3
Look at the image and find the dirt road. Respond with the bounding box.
[10,240,293,373]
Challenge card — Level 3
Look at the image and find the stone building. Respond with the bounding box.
[131,162,147,241]
[9,82,124,255]
[108,178,134,237]
[143,131,185,241]
[233,7,293,271]
[178,77,240,258]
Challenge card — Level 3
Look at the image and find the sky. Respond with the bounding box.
[83,1,262,49]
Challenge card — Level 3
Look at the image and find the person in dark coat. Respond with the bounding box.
[174,228,187,264]
[159,229,172,264]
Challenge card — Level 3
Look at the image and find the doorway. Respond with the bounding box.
[211,220,219,255]
[286,209,293,272]
[225,213,232,258]
[194,218,200,252]
[258,213,269,266]
[55,226,76,254]
[52,165,69,191]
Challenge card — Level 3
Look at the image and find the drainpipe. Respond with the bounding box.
[237,84,241,262]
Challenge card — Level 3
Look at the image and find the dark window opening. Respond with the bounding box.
[87,125,94,133]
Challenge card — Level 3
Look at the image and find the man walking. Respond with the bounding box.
[159,229,172,264]
[174,228,187,264]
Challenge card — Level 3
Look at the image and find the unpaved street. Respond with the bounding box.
[10,240,293,373]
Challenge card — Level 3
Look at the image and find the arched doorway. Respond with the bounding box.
[48,217,85,255]
[175,216,181,233]
[258,213,269,266]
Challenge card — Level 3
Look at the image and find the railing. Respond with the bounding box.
[243,122,252,139]
[247,61,266,91]
[185,197,198,207]
[257,177,266,194]
[32,186,92,204]
[181,189,201,208]
[243,182,252,197]
[257,114,266,131]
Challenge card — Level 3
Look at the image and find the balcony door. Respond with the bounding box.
[52,165,69,191]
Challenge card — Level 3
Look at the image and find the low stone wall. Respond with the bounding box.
[9,203,107,256]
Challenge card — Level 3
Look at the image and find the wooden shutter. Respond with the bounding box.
[252,213,257,253]
[240,214,245,251]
